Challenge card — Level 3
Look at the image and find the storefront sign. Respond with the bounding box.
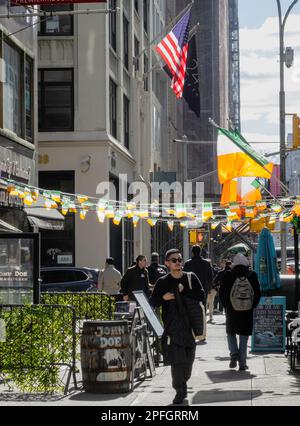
[0,147,33,184]
[12,0,106,5]
[57,254,73,265]
[252,296,286,353]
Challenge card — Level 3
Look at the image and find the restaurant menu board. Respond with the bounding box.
[0,237,37,305]
[252,297,286,353]
[133,291,164,338]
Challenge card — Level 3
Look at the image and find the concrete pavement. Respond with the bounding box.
[1,314,300,406]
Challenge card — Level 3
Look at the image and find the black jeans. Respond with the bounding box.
[171,345,196,392]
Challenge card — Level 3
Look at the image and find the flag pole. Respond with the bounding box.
[134,0,194,62]
[142,22,200,79]
[209,118,290,196]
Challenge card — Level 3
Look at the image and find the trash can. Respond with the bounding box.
[81,320,131,393]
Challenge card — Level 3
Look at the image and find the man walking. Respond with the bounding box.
[147,252,168,286]
[183,245,212,334]
[150,249,205,405]
[219,253,261,371]
[213,260,233,314]
[121,255,150,301]
[98,258,122,295]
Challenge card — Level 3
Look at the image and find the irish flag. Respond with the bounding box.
[217,127,273,185]
[221,177,262,205]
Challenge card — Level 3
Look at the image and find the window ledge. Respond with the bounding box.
[0,128,34,151]
[38,35,74,40]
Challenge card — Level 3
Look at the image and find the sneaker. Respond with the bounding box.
[229,354,239,369]
[239,365,249,371]
[173,391,185,405]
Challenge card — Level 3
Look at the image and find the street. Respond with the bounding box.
[1,314,299,407]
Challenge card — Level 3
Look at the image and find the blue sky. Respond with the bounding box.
[238,0,300,161]
[239,0,300,29]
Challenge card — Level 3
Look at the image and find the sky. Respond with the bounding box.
[238,0,300,161]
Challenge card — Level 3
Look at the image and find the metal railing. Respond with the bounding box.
[0,304,77,394]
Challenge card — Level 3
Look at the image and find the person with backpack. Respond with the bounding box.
[219,253,261,371]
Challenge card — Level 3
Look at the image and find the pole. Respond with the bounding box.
[294,227,300,304]
[276,0,299,273]
[182,135,189,262]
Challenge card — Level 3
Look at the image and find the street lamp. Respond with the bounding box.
[276,0,299,273]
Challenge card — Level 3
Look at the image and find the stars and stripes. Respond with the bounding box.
[156,10,191,99]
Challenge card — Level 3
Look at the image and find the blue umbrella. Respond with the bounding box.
[255,228,281,292]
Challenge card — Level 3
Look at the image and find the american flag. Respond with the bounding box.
[156,10,191,99]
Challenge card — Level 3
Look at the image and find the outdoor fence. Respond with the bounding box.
[0,304,77,394]
[40,292,115,325]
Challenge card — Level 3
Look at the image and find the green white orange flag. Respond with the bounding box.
[217,127,273,185]
[221,177,262,205]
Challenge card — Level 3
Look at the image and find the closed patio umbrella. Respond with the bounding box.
[255,228,281,292]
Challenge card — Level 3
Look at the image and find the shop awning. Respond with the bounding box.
[24,197,65,231]
[0,219,22,233]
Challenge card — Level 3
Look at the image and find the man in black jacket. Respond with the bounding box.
[121,255,150,301]
[183,245,212,300]
[150,249,205,405]
[148,252,168,286]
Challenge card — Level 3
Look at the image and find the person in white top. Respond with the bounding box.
[98,258,122,295]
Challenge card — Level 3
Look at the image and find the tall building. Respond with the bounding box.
[0,3,38,231]
[175,0,239,201]
[37,0,173,271]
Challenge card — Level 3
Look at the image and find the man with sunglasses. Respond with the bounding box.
[150,249,205,405]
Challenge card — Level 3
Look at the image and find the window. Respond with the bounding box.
[124,95,130,149]
[123,15,129,70]
[74,271,88,282]
[3,41,22,137]
[144,54,149,91]
[109,0,117,52]
[25,59,33,140]
[38,69,74,131]
[134,37,140,71]
[109,78,117,139]
[38,4,73,36]
[41,270,76,284]
[143,0,148,33]
[39,171,75,267]
[134,0,138,14]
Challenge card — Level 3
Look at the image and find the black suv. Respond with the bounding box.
[40,267,99,292]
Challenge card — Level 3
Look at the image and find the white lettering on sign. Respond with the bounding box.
[99,336,122,348]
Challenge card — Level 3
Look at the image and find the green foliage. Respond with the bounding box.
[41,293,115,321]
[0,305,74,393]
[291,215,300,234]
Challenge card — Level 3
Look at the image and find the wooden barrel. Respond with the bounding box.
[81,320,131,393]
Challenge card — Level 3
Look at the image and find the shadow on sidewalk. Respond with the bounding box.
[0,391,67,402]
[192,389,262,405]
[205,370,256,384]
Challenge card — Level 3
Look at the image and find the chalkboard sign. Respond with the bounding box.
[133,291,164,338]
[252,296,286,353]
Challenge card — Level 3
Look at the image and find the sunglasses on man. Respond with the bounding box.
[168,257,183,264]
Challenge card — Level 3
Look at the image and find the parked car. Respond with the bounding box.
[40,267,99,292]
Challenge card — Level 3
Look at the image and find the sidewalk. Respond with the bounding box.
[1,314,300,406]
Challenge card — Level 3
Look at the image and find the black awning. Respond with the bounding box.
[27,216,64,231]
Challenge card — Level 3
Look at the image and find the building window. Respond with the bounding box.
[143,0,148,34]
[38,5,73,36]
[124,95,130,149]
[134,0,138,14]
[25,58,33,140]
[144,54,149,91]
[109,0,117,52]
[3,41,22,138]
[123,15,129,70]
[134,36,140,71]
[38,69,74,132]
[109,78,117,139]
[39,171,75,267]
